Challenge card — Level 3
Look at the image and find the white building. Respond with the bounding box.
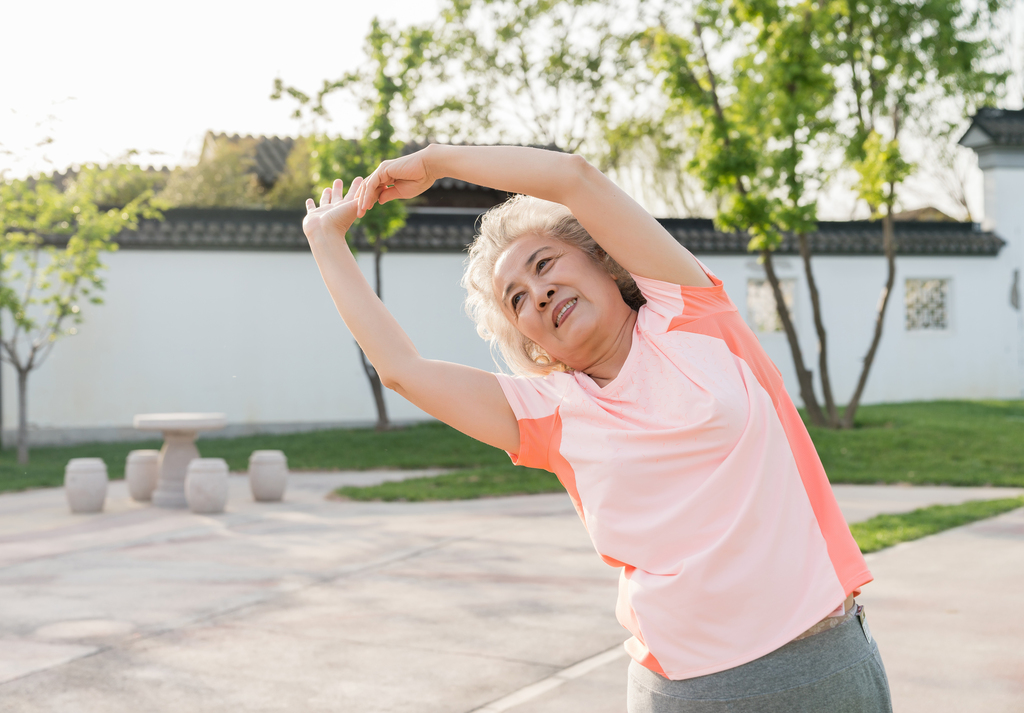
[5,111,1023,445]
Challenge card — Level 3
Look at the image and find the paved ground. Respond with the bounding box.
[0,474,1021,712]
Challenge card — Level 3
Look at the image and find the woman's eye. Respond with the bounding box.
[537,258,549,272]
[512,294,522,309]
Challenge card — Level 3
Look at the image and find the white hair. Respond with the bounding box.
[461,194,644,376]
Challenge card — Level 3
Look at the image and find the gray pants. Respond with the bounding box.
[627,611,892,712]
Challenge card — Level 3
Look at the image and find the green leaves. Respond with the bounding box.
[634,0,1011,241]
[853,132,913,216]
[158,139,265,208]
[643,0,834,250]
[311,135,408,247]
[0,163,152,376]
[435,0,634,152]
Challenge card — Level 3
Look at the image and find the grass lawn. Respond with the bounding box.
[336,465,559,502]
[0,422,524,494]
[2,400,1022,498]
[850,497,1024,553]
[809,400,1024,487]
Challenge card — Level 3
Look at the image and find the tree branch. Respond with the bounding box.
[762,249,827,425]
[693,22,728,130]
[842,191,897,428]
[798,233,838,425]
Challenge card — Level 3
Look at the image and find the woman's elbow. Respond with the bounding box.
[565,152,592,180]
[379,373,404,393]
[561,153,599,199]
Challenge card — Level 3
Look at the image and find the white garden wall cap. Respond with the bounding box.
[31,203,1005,257]
[959,108,1024,148]
[102,210,1005,257]
[133,413,227,431]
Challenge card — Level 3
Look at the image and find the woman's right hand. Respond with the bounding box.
[355,147,438,217]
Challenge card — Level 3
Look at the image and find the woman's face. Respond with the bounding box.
[492,233,632,371]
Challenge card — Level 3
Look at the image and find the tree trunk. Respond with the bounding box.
[841,213,897,428]
[797,234,839,427]
[762,250,827,426]
[360,349,390,431]
[16,368,28,464]
[363,238,391,431]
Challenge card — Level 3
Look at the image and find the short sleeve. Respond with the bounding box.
[631,260,736,334]
[493,372,569,471]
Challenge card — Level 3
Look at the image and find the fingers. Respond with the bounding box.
[309,176,368,212]
[378,185,402,205]
[345,176,363,202]
[309,164,389,218]
[352,178,366,216]
[360,161,391,213]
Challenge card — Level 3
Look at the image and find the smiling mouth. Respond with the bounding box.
[555,298,578,328]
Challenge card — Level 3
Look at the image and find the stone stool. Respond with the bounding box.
[65,458,108,513]
[125,449,160,502]
[184,458,229,514]
[248,450,288,502]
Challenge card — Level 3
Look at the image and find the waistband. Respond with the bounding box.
[792,596,857,642]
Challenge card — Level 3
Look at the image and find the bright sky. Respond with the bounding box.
[0,0,439,177]
[3,0,1022,220]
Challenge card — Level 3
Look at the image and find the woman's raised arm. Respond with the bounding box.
[303,178,520,454]
[356,145,712,288]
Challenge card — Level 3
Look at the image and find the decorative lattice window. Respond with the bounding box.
[905,279,950,331]
[747,279,795,332]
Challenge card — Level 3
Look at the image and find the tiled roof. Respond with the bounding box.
[202,135,534,196]
[660,219,1005,256]
[206,133,296,186]
[38,166,170,193]
[959,108,1024,147]
[87,209,1005,256]
[253,136,295,186]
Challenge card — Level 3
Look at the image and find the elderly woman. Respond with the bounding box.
[303,145,892,712]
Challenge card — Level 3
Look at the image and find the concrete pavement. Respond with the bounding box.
[0,474,1021,712]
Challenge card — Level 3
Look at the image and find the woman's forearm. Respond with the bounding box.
[425,144,713,288]
[427,144,589,207]
[306,228,418,387]
[305,213,520,454]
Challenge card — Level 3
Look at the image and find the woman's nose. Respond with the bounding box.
[537,289,555,309]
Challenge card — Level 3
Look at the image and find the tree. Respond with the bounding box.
[642,0,1009,427]
[0,163,158,462]
[830,0,1009,426]
[436,0,641,156]
[263,137,316,209]
[644,0,838,424]
[158,136,265,208]
[273,18,436,430]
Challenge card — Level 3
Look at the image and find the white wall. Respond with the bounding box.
[1,250,497,444]
[704,253,1020,406]
[978,157,1024,398]
[3,245,1017,444]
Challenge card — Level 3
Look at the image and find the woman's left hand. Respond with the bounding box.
[355,148,437,217]
[303,177,363,246]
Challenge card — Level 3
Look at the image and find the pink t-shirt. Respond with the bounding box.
[494,269,871,681]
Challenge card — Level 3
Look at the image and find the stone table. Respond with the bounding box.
[132,413,227,508]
